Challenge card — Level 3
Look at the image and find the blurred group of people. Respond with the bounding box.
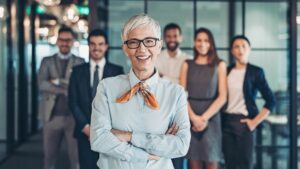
[38,13,275,169]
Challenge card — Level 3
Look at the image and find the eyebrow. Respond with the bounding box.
[127,37,158,40]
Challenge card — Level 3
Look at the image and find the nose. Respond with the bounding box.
[137,41,147,52]
[94,45,100,50]
[238,46,244,52]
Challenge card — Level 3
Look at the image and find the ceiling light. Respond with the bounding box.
[39,0,61,6]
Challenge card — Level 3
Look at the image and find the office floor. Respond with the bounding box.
[0,133,69,169]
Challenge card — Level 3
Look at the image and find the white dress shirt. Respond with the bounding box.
[156,49,191,84]
[90,58,106,87]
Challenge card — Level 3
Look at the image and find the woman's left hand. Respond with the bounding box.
[240,118,257,131]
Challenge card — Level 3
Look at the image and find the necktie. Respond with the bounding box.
[92,65,99,98]
[116,82,160,110]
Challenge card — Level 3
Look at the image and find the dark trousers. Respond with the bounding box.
[172,157,184,169]
[222,114,254,169]
[77,133,99,169]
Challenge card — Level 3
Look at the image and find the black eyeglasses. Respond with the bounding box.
[123,37,160,49]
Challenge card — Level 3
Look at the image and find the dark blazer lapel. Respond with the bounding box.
[243,63,250,99]
[103,63,111,79]
[65,55,75,78]
[86,63,92,99]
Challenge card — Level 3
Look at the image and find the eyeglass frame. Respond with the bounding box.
[123,37,160,49]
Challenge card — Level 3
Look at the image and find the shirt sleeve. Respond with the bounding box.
[255,68,276,111]
[90,81,149,162]
[68,69,89,131]
[38,58,66,94]
[130,87,191,158]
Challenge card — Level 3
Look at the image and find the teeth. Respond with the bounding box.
[137,55,150,60]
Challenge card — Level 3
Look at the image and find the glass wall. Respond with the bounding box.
[107,0,230,72]
[108,0,144,73]
[244,2,289,169]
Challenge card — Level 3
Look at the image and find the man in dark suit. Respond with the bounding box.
[68,29,124,169]
[38,27,84,169]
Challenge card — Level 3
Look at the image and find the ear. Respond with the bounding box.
[104,44,109,51]
[158,40,163,49]
[157,40,163,53]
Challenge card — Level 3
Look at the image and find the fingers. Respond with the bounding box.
[192,121,208,132]
[192,126,204,132]
[170,125,179,135]
[165,123,176,134]
[111,129,117,134]
[148,154,160,160]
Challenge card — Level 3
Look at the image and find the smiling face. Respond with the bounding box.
[164,28,182,52]
[231,38,251,64]
[89,35,108,62]
[122,27,162,75]
[194,32,210,57]
[57,31,74,55]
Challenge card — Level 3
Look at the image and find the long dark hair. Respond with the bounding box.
[193,27,221,66]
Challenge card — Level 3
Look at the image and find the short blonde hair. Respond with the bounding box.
[121,14,161,42]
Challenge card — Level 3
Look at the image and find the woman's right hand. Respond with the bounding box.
[191,115,208,132]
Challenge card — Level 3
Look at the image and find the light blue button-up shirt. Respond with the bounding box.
[90,69,191,169]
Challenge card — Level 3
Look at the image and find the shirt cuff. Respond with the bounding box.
[132,145,149,161]
[131,132,149,149]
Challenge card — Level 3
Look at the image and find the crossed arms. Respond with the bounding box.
[90,81,191,162]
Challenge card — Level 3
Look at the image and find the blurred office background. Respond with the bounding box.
[0,0,299,168]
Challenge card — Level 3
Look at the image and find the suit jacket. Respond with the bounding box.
[225,63,276,118]
[68,61,124,137]
[38,54,85,122]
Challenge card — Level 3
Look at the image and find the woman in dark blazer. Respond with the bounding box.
[222,35,275,169]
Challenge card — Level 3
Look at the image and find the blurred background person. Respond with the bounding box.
[68,29,124,169]
[222,35,275,169]
[156,23,191,85]
[38,27,85,169]
[180,27,227,169]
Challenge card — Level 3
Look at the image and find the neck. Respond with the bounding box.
[167,49,179,58]
[92,57,104,64]
[60,51,70,56]
[235,61,247,69]
[133,68,155,81]
[195,55,208,64]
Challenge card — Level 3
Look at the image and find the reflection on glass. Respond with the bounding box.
[148,1,193,48]
[245,2,288,48]
[108,1,144,47]
[197,2,229,48]
[249,51,288,91]
[108,49,131,74]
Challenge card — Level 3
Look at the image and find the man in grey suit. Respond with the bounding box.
[38,27,85,169]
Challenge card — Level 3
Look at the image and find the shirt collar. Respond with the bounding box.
[129,68,159,89]
[57,52,72,59]
[90,58,106,69]
[163,49,182,58]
